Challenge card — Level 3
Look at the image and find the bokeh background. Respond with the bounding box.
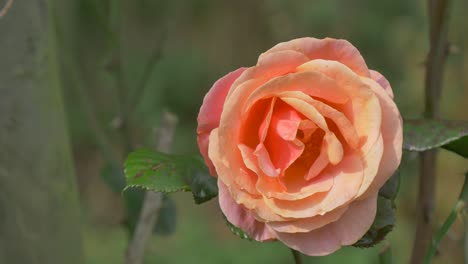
[3,0,468,263]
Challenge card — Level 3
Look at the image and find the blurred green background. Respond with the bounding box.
[3,0,468,263]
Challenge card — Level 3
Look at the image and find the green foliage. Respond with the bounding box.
[100,162,126,193]
[403,119,468,157]
[353,172,399,248]
[154,195,177,236]
[101,161,177,236]
[123,189,177,236]
[124,149,218,204]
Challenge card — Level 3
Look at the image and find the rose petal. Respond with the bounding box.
[274,194,377,256]
[358,77,403,199]
[218,181,276,241]
[244,71,349,112]
[197,67,247,175]
[305,140,329,181]
[297,59,382,156]
[209,128,259,195]
[279,91,359,149]
[260,37,370,77]
[370,70,394,99]
[263,153,364,218]
[268,206,347,233]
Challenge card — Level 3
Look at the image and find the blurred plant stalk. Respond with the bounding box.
[410,0,453,263]
[125,111,178,264]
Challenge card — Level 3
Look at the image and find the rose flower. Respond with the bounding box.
[197,37,402,256]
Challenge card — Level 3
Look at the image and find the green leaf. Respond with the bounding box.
[353,197,395,248]
[379,171,400,201]
[100,162,126,193]
[353,172,399,248]
[403,119,468,157]
[124,149,218,204]
[153,195,177,236]
[123,190,177,236]
[443,135,468,158]
[123,188,145,235]
[223,215,253,241]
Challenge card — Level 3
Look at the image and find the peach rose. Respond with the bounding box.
[197,37,402,256]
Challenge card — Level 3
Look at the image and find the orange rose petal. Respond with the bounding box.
[329,194,378,246]
[218,181,276,241]
[273,194,377,256]
[258,98,276,142]
[324,132,343,165]
[280,97,328,131]
[267,206,347,233]
[226,50,309,100]
[218,51,312,185]
[197,67,247,175]
[358,77,403,199]
[305,140,329,181]
[254,143,280,177]
[298,120,318,141]
[264,100,305,175]
[275,120,300,141]
[370,70,394,99]
[238,144,261,175]
[209,128,259,195]
[297,59,382,156]
[263,153,364,218]
[264,166,334,201]
[244,71,349,112]
[279,91,359,149]
[260,37,370,77]
[356,134,384,197]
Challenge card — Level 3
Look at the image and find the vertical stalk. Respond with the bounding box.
[125,111,178,264]
[410,0,452,263]
[290,249,303,264]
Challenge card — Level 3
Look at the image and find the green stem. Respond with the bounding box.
[290,249,303,264]
[423,172,468,264]
[423,201,464,264]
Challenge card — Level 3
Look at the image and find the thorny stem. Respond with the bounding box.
[410,0,453,263]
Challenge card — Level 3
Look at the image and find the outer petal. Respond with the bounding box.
[359,77,403,199]
[218,181,276,241]
[370,70,394,99]
[267,206,347,233]
[260,37,370,77]
[274,194,377,256]
[197,67,247,175]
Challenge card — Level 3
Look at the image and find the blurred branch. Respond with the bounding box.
[379,243,392,264]
[0,0,13,18]
[290,249,303,264]
[125,111,178,264]
[128,29,167,113]
[410,0,453,263]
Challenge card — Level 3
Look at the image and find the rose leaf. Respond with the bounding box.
[124,149,218,204]
[353,197,395,248]
[123,190,177,236]
[403,119,468,157]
